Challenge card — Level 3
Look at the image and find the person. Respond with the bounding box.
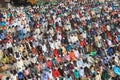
[0,0,119,80]
[65,74,72,80]
[17,72,24,80]
[10,70,18,80]
[73,68,80,80]
[41,71,50,80]
[52,68,60,79]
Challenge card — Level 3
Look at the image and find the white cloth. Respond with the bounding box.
[107,39,113,47]
[79,68,84,77]
[31,57,37,64]
[6,42,12,48]
[49,42,55,49]
[16,59,24,72]
[42,44,48,52]
[10,74,17,80]
[54,41,59,49]
[82,32,87,39]
[73,49,80,59]
[57,34,62,41]
[107,25,111,31]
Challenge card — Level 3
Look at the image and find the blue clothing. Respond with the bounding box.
[19,29,24,40]
[79,27,83,33]
[0,33,5,40]
[107,47,113,54]
[52,58,57,65]
[0,21,6,26]
[3,30,7,35]
[92,29,97,35]
[113,65,120,76]
[41,73,49,80]
[75,41,80,48]
[26,33,30,37]
[86,20,91,25]
[112,5,115,10]
[118,35,120,41]
[66,44,72,51]
[18,72,24,79]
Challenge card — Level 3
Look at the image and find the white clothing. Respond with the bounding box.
[10,74,17,80]
[107,39,113,47]
[6,42,12,48]
[73,49,80,59]
[79,69,84,77]
[107,25,111,31]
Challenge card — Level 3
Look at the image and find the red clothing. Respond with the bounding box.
[107,32,111,39]
[56,57,62,63]
[36,22,40,28]
[56,26,62,33]
[46,60,52,69]
[80,40,86,47]
[52,69,60,79]
[77,10,82,17]
[112,37,117,44]
[53,49,59,57]
[37,54,44,62]
[9,16,13,24]
[101,25,107,32]
[26,36,34,42]
[105,40,108,48]
[61,33,64,38]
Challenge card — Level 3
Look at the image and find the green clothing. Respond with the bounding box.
[7,13,11,18]
[101,70,109,80]
[58,48,62,54]
[90,51,96,56]
[74,70,80,79]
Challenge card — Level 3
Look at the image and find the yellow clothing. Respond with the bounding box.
[0,50,3,60]
[1,56,9,64]
[61,46,67,54]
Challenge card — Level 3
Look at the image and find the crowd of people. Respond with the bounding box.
[0,0,120,80]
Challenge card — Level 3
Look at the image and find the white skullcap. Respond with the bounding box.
[71,62,73,64]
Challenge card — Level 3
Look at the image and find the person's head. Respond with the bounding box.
[6,77,10,80]
[13,70,17,75]
[112,56,115,60]
[25,67,28,70]
[75,69,78,72]
[67,74,71,78]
